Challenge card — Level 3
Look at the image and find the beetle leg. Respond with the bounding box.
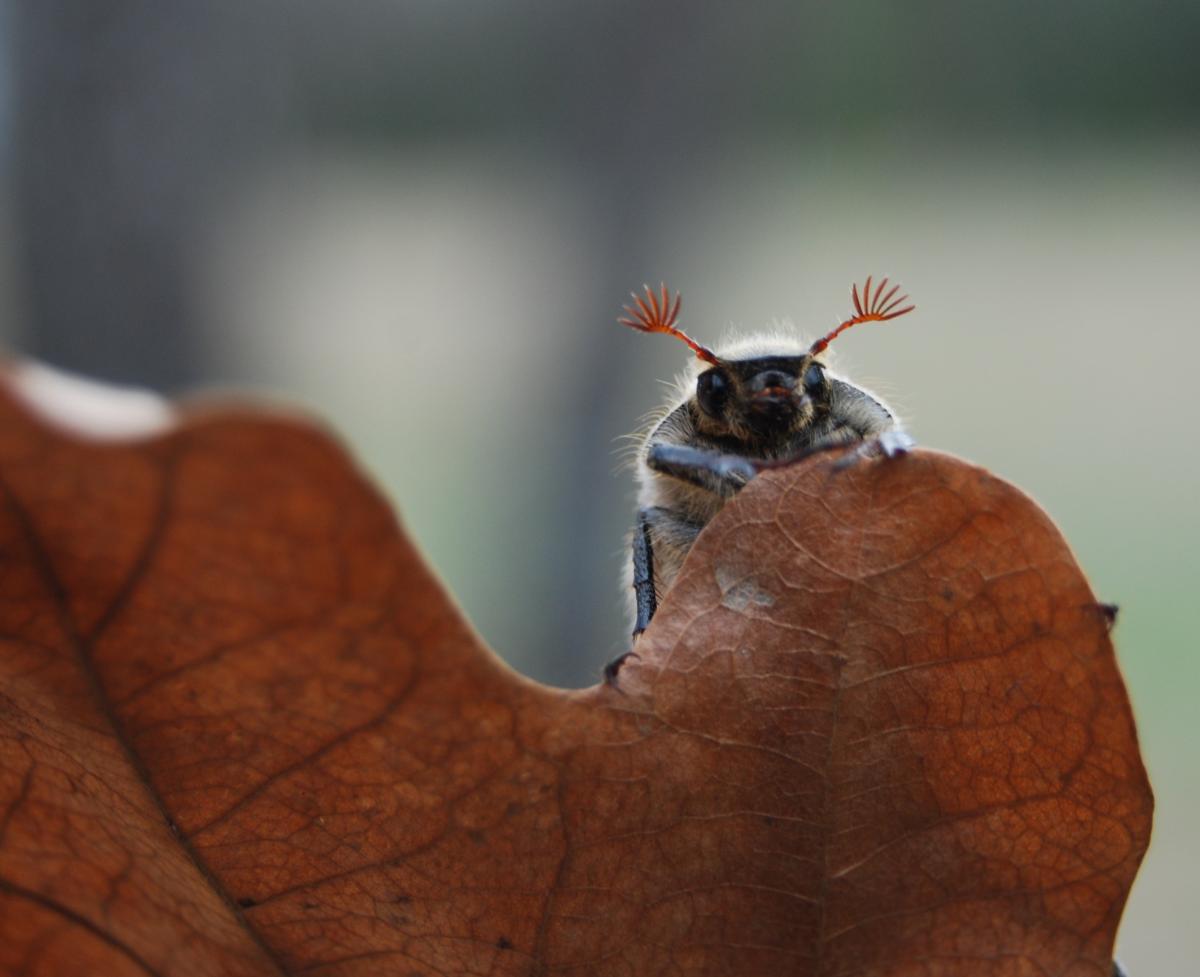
[603,651,639,688]
[631,507,659,637]
[831,428,915,470]
[645,443,757,498]
[605,507,668,688]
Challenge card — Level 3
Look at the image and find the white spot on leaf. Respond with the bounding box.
[9,362,175,441]
[715,562,776,612]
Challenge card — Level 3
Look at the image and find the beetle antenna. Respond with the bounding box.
[619,283,720,365]
[809,276,915,356]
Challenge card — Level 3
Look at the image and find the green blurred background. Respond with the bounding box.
[0,2,1195,971]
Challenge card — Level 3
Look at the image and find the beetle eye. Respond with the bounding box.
[696,369,730,417]
[803,362,825,392]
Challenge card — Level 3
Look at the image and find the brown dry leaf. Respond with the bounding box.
[0,367,1151,977]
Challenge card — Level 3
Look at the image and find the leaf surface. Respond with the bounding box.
[0,370,1151,976]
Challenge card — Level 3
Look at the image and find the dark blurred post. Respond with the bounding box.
[8,1,294,390]
[535,1,749,683]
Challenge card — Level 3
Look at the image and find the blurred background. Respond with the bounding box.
[0,1,1195,970]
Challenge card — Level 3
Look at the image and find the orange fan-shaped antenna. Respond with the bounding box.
[809,276,915,356]
[619,284,719,365]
